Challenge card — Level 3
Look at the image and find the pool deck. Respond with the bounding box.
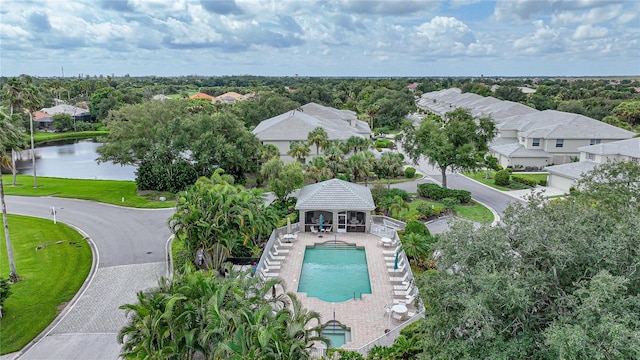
[270,232,409,350]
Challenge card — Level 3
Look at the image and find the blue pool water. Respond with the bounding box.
[322,321,351,348]
[297,243,372,302]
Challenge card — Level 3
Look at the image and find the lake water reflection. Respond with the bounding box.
[15,139,137,181]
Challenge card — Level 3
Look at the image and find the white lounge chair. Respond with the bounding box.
[392,312,404,321]
[388,265,406,273]
[269,254,285,261]
[277,238,294,247]
[382,247,401,255]
[393,282,411,291]
[394,286,416,297]
[265,258,281,267]
[260,268,279,279]
[390,272,409,283]
[272,247,290,254]
[311,226,318,234]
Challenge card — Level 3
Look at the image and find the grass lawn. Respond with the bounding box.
[463,170,548,191]
[0,215,92,354]
[395,198,494,224]
[2,175,175,209]
[358,173,424,186]
[29,131,109,145]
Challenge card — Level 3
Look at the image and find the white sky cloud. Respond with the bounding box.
[0,0,637,77]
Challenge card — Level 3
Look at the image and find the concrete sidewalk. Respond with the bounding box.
[14,262,165,360]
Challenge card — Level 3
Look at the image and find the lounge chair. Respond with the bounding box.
[390,272,409,283]
[277,238,294,247]
[265,258,281,267]
[393,282,411,291]
[269,254,286,261]
[394,286,416,297]
[272,247,290,254]
[311,226,318,234]
[388,265,406,273]
[260,268,279,279]
[382,247,401,255]
[392,312,404,321]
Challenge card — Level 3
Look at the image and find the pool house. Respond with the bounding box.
[257,179,424,357]
[295,179,374,233]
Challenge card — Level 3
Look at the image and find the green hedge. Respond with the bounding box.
[511,174,537,187]
[417,183,471,203]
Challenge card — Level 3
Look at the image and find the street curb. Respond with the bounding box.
[13,221,100,360]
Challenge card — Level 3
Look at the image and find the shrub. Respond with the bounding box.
[136,158,198,193]
[442,197,457,210]
[538,178,547,186]
[375,138,390,148]
[384,188,410,201]
[494,169,511,186]
[404,220,431,237]
[0,276,12,311]
[512,174,537,187]
[417,183,470,203]
[404,167,416,178]
[416,202,434,218]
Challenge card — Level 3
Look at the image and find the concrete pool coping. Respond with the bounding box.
[271,232,410,350]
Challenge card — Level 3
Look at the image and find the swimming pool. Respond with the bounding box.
[297,243,372,302]
[322,321,351,348]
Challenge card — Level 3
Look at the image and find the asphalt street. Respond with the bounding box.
[5,196,174,360]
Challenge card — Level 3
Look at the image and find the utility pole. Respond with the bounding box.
[61,66,64,78]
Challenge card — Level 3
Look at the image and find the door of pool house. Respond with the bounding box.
[337,212,347,233]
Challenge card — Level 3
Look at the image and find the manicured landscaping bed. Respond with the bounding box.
[2,175,175,208]
[395,198,494,224]
[0,215,93,354]
[463,170,548,191]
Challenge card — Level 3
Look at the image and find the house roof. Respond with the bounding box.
[497,110,635,140]
[33,111,52,122]
[490,139,551,158]
[41,104,90,116]
[252,102,371,141]
[190,92,214,99]
[545,161,599,180]
[578,137,640,158]
[295,179,375,211]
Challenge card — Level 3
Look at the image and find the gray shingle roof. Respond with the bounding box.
[498,110,635,140]
[252,102,371,141]
[578,137,640,158]
[545,161,599,180]
[295,179,375,211]
[490,139,552,158]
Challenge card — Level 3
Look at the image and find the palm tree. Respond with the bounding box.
[22,82,43,188]
[323,143,345,175]
[346,152,371,182]
[305,156,332,183]
[307,126,329,155]
[288,142,310,163]
[2,77,25,186]
[346,136,371,154]
[400,233,432,266]
[375,152,404,189]
[1,112,26,281]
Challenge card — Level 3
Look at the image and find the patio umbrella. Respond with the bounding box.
[286,216,292,234]
[394,252,399,270]
[318,214,324,231]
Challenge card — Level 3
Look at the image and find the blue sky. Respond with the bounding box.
[1,0,639,77]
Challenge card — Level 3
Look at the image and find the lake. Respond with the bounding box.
[15,139,137,181]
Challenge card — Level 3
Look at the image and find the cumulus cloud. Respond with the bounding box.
[330,0,438,16]
[100,0,135,13]
[28,12,52,32]
[493,0,628,21]
[200,0,244,15]
[572,24,609,40]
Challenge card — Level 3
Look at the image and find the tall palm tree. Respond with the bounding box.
[307,126,329,155]
[346,152,371,182]
[375,152,404,189]
[1,112,26,281]
[288,142,310,163]
[22,82,43,188]
[2,77,25,186]
[323,143,345,175]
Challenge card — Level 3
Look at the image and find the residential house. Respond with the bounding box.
[40,104,91,122]
[417,88,634,169]
[545,137,640,192]
[252,102,371,162]
[189,92,214,100]
[29,110,53,130]
[212,91,255,104]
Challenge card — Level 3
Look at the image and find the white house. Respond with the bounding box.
[545,137,640,192]
[252,102,371,162]
[417,88,635,170]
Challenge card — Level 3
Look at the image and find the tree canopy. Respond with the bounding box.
[401,109,495,188]
[398,161,640,359]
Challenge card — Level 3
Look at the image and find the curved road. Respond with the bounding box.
[6,196,174,360]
